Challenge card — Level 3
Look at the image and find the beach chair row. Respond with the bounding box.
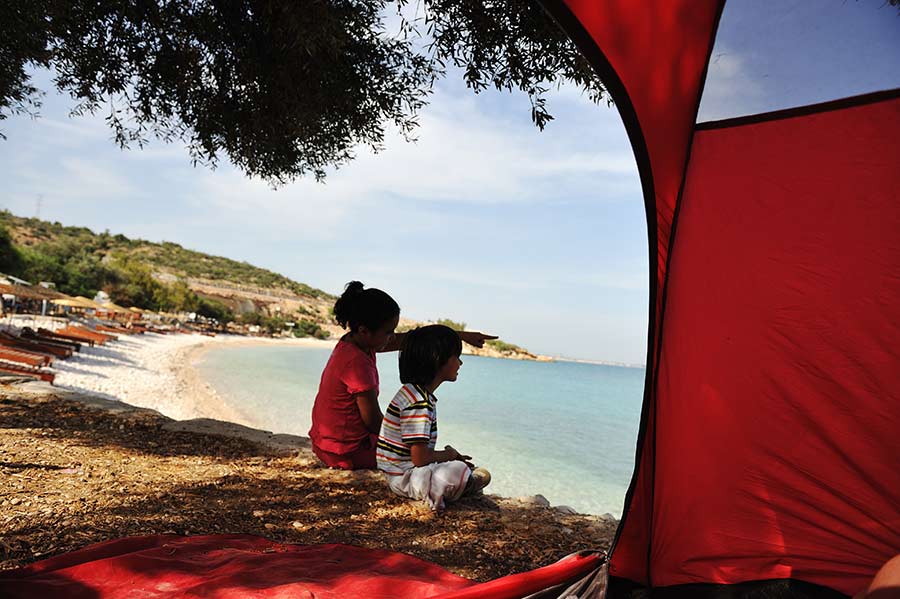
[0,323,131,384]
[0,319,190,384]
[0,330,69,383]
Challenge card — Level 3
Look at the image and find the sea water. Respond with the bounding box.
[195,345,644,517]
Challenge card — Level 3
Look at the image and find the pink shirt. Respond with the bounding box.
[309,340,379,455]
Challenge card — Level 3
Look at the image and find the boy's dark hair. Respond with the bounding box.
[399,325,462,385]
[333,281,400,333]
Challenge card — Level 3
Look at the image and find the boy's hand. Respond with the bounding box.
[444,445,472,462]
[412,444,471,467]
[457,331,498,348]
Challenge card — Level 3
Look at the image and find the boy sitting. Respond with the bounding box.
[376,325,491,511]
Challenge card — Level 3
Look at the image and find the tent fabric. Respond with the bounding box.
[552,0,723,345]
[538,0,725,588]
[540,0,899,596]
[653,93,900,595]
[0,534,606,599]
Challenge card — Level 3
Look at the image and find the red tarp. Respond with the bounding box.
[0,536,474,598]
[0,535,605,599]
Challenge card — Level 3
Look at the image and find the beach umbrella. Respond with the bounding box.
[50,298,88,308]
[1,283,66,301]
[97,302,131,314]
[73,296,103,309]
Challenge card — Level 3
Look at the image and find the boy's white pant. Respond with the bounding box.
[385,461,472,511]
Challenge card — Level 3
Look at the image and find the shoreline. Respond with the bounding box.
[51,330,336,431]
[173,335,338,431]
[0,345,617,577]
[48,331,622,518]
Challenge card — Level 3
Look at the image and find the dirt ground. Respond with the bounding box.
[0,381,615,582]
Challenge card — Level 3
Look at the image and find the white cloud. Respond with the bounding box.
[364,261,543,292]
[35,115,108,142]
[274,89,635,207]
[10,156,144,204]
[697,49,768,122]
[148,81,639,245]
[184,168,351,241]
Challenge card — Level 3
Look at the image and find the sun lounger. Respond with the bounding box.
[2,331,74,354]
[0,361,55,383]
[39,328,94,347]
[0,348,51,367]
[95,324,132,335]
[23,328,82,352]
[58,327,116,344]
[0,333,73,359]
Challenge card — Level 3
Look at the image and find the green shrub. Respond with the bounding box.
[436,318,466,330]
[0,225,23,274]
[486,339,524,354]
[197,297,234,323]
[294,319,330,339]
[0,211,337,313]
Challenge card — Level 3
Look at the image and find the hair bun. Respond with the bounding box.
[334,281,366,329]
[332,281,399,333]
[344,281,365,295]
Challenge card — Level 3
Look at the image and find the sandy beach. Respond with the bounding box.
[0,329,616,580]
[53,331,336,426]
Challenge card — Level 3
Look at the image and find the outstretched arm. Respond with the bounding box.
[377,330,498,353]
[377,332,406,353]
[457,330,498,348]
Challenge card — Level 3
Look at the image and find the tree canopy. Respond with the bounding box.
[1,0,605,185]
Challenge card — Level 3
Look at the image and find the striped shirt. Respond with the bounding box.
[376,383,438,475]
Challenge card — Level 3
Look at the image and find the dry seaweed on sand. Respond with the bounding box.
[0,384,616,580]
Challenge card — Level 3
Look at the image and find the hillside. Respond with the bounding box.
[0,211,333,301]
[0,211,547,359]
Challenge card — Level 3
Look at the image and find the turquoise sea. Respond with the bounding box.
[194,344,644,517]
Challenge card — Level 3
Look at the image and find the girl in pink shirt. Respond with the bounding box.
[309,281,400,470]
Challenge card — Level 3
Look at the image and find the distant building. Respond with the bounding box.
[0,273,32,286]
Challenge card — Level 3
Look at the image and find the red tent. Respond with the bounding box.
[1,2,896,598]
[537,0,900,596]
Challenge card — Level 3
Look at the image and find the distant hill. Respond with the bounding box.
[0,211,547,359]
[0,211,333,301]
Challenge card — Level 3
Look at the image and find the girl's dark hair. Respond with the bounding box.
[399,325,462,385]
[333,281,400,333]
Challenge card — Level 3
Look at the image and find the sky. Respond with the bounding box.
[1,1,897,364]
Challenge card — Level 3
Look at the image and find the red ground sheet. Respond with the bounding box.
[0,534,604,598]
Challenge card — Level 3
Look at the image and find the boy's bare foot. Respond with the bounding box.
[465,467,491,495]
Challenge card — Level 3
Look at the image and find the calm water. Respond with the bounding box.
[195,345,644,516]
